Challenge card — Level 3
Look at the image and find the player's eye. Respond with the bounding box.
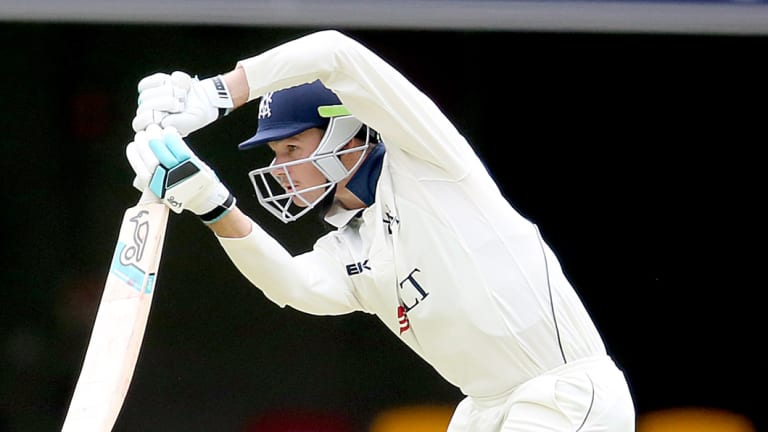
[284,145,302,156]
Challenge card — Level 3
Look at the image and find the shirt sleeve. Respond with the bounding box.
[216,220,363,315]
[236,29,480,179]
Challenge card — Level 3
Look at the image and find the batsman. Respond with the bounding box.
[128,29,636,431]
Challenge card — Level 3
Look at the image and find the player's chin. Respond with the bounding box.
[291,186,328,208]
[292,198,309,208]
[292,193,317,208]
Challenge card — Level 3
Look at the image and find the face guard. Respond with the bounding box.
[248,110,370,223]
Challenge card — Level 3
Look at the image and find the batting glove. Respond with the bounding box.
[126,124,235,224]
[132,71,234,137]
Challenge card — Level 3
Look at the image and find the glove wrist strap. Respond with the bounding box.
[201,75,235,118]
[200,192,236,224]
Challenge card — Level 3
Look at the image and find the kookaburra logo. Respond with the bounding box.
[120,210,150,265]
[258,92,274,119]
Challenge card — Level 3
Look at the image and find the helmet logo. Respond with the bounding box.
[258,92,274,119]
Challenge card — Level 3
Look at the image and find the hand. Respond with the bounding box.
[126,124,235,224]
[131,71,234,137]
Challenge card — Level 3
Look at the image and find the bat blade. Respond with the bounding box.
[61,197,169,432]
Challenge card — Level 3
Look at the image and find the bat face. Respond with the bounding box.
[61,199,169,432]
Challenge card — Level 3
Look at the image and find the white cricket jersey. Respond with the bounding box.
[219,30,607,399]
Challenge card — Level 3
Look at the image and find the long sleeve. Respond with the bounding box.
[236,29,482,179]
[216,220,362,315]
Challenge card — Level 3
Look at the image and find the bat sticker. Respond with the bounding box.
[110,209,154,292]
[121,209,150,263]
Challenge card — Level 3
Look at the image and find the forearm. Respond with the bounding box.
[216,219,360,314]
[206,206,252,238]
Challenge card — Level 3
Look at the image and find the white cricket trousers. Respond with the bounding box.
[446,356,635,431]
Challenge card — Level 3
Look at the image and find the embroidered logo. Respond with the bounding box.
[383,205,399,235]
[258,92,274,119]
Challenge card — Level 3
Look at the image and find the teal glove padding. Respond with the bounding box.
[126,125,235,224]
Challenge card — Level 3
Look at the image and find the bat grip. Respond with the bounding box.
[137,188,162,205]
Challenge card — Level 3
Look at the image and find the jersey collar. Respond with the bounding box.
[324,143,386,227]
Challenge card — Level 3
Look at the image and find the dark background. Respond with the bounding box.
[1,23,763,431]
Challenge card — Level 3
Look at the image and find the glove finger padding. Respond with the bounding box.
[158,111,213,138]
[169,70,193,90]
[136,71,191,94]
[126,128,162,191]
[137,72,170,92]
[126,142,150,191]
[133,72,190,132]
[136,88,183,112]
[132,109,170,133]
[148,128,191,167]
[132,125,235,222]
[132,70,233,137]
[156,76,220,137]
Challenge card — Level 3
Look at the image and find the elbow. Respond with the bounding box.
[313,29,360,56]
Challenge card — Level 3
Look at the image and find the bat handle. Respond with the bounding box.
[137,188,161,205]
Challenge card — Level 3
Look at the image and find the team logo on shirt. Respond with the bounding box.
[258,92,273,119]
[399,268,429,312]
[383,206,399,235]
[396,268,429,335]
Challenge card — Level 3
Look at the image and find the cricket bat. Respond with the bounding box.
[61,189,169,432]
